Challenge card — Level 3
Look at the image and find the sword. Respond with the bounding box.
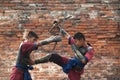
[49,16,72,35]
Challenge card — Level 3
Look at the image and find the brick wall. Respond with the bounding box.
[0,0,120,80]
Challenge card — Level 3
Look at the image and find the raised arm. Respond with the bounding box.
[60,28,87,64]
[59,27,70,39]
[36,36,62,47]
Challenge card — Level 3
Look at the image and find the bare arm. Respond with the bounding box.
[59,28,87,64]
[59,27,70,39]
[71,44,87,64]
[36,36,62,47]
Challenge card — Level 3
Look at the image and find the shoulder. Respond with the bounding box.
[22,42,34,45]
[85,46,94,55]
[87,46,93,51]
[21,42,35,47]
[87,46,94,54]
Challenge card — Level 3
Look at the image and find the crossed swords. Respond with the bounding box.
[48,16,72,51]
[49,16,72,35]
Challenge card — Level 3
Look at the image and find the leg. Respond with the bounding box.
[10,67,24,80]
[49,53,64,66]
[35,54,51,64]
[35,53,69,66]
[68,69,84,80]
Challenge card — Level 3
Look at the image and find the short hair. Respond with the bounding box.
[28,31,39,39]
[73,32,85,41]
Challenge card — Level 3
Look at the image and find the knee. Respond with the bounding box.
[49,53,62,63]
[49,53,60,61]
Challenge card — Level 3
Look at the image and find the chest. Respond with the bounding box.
[78,47,88,55]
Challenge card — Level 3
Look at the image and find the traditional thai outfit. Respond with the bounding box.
[10,42,38,80]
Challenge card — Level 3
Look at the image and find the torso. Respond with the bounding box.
[16,42,36,66]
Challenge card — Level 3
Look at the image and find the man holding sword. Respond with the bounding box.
[33,20,95,80]
[10,29,62,80]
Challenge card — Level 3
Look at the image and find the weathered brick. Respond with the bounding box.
[0,0,120,80]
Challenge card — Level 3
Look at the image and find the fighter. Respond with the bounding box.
[33,20,94,80]
[10,29,62,80]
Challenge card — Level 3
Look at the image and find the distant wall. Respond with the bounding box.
[0,0,119,56]
[0,0,120,80]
